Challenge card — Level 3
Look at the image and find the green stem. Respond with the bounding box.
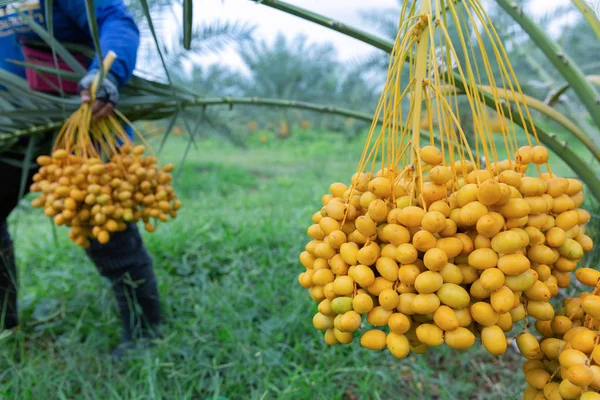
[0,121,64,141]
[0,97,387,151]
[247,0,393,53]
[571,0,600,39]
[495,0,600,131]
[128,97,384,125]
[0,97,436,148]
[0,96,380,123]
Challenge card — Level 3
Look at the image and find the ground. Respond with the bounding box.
[0,127,596,400]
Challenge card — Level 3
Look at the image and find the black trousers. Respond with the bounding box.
[0,136,161,341]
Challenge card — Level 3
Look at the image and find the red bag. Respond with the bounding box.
[22,45,88,94]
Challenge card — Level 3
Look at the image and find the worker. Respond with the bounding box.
[0,0,162,358]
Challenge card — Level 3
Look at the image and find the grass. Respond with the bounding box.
[0,128,595,399]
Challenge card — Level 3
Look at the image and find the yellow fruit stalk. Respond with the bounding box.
[298,0,594,361]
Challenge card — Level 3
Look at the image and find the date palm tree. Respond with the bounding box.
[1,0,599,201]
[244,0,600,201]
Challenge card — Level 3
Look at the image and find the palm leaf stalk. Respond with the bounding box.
[481,86,600,160]
[1,73,440,150]
[438,82,600,160]
[0,95,383,126]
[495,0,600,131]
[571,0,600,39]
[1,93,445,157]
[246,0,600,201]
[516,46,600,150]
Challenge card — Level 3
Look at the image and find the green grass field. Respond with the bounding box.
[1,128,596,400]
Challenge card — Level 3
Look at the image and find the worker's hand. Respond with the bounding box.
[79,90,114,120]
[78,70,119,120]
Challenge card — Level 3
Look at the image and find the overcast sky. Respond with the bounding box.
[187,0,574,68]
[136,0,581,77]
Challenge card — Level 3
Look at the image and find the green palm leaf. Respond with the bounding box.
[16,9,86,75]
[84,0,106,91]
[4,60,82,82]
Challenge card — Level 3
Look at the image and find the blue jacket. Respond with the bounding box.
[0,0,139,88]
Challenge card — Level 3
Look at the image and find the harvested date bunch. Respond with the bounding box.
[31,144,180,248]
[29,52,181,247]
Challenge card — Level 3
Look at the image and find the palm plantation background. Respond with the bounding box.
[0,0,599,398]
[126,0,600,183]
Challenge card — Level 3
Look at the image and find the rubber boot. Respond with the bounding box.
[0,222,18,330]
[85,223,162,358]
[104,262,162,359]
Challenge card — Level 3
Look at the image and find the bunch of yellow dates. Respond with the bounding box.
[299,144,593,359]
[30,144,181,248]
